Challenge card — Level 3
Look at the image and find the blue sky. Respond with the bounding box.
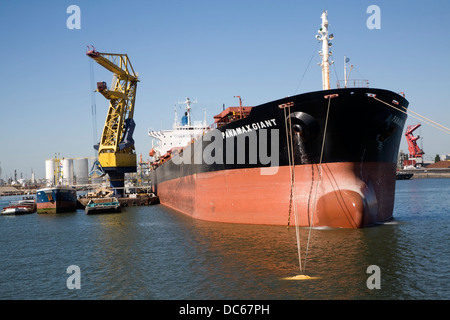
[1,0,449,180]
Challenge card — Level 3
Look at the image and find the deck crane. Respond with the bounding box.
[86,46,139,196]
[405,124,425,158]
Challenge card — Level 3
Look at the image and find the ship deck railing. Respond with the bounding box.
[336,79,369,88]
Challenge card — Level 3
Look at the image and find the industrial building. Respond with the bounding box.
[44,156,101,186]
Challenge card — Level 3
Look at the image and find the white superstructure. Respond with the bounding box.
[148,98,209,158]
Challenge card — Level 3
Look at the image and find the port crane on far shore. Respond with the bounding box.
[86,46,139,196]
[405,124,425,159]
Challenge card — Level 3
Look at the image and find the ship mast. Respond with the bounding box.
[185,98,192,126]
[179,97,196,126]
[173,104,179,127]
[316,10,334,90]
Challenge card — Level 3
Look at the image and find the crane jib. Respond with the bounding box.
[86,46,138,196]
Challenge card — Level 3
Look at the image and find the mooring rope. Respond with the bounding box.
[282,93,448,277]
[372,96,450,135]
[284,103,303,274]
[303,94,333,274]
[284,106,294,228]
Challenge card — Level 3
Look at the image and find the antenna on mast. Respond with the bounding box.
[344,56,353,88]
[178,97,197,126]
[173,104,179,128]
[316,10,334,90]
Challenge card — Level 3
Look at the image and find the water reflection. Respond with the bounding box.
[159,207,412,299]
[1,179,449,299]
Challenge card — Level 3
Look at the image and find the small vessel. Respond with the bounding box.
[85,197,121,214]
[18,196,37,210]
[36,186,77,213]
[1,196,37,215]
[1,202,36,215]
[36,155,77,213]
[1,206,31,215]
[396,171,414,180]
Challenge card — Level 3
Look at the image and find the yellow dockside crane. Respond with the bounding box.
[86,46,139,196]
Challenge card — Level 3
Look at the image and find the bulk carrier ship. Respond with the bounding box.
[149,11,408,228]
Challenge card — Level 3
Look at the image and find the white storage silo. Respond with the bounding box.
[45,159,55,185]
[74,158,89,185]
[61,158,74,186]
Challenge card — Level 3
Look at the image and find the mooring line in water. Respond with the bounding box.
[303,94,333,275]
[282,95,335,279]
[284,105,294,229]
[283,102,303,274]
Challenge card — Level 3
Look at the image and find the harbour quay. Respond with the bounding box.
[399,168,450,179]
[1,186,160,209]
[0,186,37,196]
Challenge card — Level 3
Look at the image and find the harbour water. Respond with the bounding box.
[0,178,449,301]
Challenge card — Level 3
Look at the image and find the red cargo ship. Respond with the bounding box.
[149,11,408,228]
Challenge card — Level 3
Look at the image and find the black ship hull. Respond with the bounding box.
[151,88,408,228]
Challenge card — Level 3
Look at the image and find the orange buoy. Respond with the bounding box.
[281,274,320,280]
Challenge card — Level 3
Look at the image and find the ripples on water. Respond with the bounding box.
[0,178,449,300]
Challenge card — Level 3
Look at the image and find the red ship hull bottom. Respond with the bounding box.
[37,201,77,214]
[155,162,397,228]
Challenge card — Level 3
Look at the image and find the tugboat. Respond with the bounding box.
[1,198,36,215]
[396,171,414,180]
